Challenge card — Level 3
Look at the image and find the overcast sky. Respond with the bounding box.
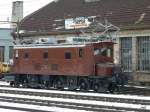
[0,0,54,27]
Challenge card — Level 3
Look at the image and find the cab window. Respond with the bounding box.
[24,52,29,59]
[79,48,83,58]
[94,47,112,57]
[65,52,71,59]
[43,51,48,59]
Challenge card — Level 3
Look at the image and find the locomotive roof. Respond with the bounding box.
[14,43,86,49]
[14,41,114,49]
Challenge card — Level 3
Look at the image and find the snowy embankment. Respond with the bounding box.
[0,101,91,112]
[0,93,150,111]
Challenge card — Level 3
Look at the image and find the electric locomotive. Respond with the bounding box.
[4,40,126,93]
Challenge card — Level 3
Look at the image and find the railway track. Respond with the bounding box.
[0,92,149,112]
[1,82,150,96]
[0,85,149,112]
[119,85,150,96]
[0,86,150,106]
[0,81,150,111]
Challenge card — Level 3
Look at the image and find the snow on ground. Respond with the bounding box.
[0,93,150,111]
[0,108,27,112]
[0,86,150,101]
[0,81,10,86]
[0,101,91,112]
[0,81,150,111]
[126,85,150,89]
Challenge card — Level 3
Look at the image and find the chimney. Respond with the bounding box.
[11,1,23,28]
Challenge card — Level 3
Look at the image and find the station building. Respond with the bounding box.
[15,0,150,84]
[0,28,13,63]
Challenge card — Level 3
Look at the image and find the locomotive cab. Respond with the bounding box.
[93,42,114,63]
[93,42,125,92]
[93,42,114,77]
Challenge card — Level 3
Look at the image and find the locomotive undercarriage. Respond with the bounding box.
[7,74,121,93]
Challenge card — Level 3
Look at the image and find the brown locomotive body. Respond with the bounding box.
[13,44,95,76]
[13,42,113,76]
[5,41,126,92]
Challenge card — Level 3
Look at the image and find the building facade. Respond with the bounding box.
[0,28,13,63]
[14,0,150,84]
[116,30,150,84]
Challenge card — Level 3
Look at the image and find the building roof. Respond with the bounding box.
[19,0,150,36]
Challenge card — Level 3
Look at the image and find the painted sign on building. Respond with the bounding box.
[65,17,91,29]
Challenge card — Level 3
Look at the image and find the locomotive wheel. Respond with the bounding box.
[79,79,89,91]
[22,83,29,88]
[93,83,100,92]
[93,83,106,92]
[55,78,64,89]
[14,82,20,88]
[99,83,106,93]
[108,83,118,93]
[67,77,77,90]
[10,81,15,87]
